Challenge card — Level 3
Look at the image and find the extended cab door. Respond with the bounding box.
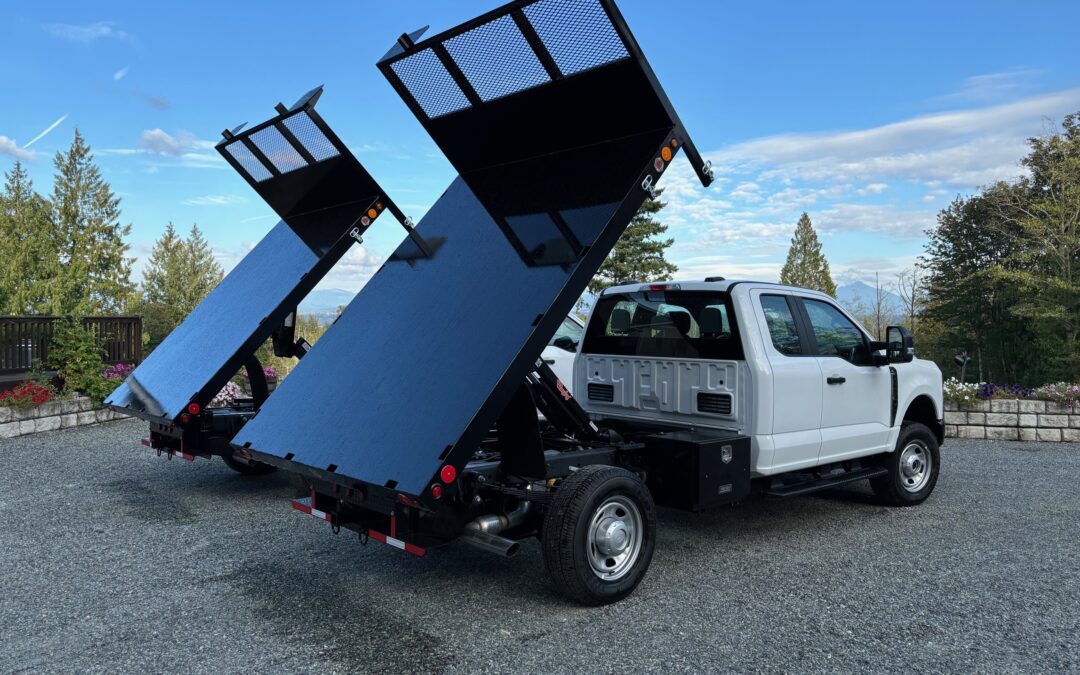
[752,291,822,472]
[542,315,584,394]
[794,297,892,461]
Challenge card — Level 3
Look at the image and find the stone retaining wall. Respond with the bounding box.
[0,397,124,439]
[944,399,1080,442]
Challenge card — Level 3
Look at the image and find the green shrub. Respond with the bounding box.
[49,318,111,403]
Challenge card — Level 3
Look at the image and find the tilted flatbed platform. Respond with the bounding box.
[232,0,714,502]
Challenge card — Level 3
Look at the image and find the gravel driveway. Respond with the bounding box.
[1,419,1077,673]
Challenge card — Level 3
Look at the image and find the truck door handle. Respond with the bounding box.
[542,358,555,365]
[827,376,846,385]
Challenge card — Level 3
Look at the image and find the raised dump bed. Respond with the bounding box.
[107,88,413,423]
[232,0,713,499]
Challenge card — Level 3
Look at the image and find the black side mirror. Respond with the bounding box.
[552,335,578,352]
[886,325,915,363]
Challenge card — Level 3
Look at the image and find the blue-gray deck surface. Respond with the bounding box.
[106,221,320,419]
[232,130,665,494]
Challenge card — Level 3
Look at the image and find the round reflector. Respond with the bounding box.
[661,147,673,162]
[187,402,201,415]
[431,484,443,499]
[180,413,191,424]
[440,464,457,484]
[367,208,378,219]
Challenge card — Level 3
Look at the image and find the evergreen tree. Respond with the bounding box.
[779,213,837,296]
[135,223,224,348]
[50,129,134,315]
[0,162,56,314]
[588,190,677,295]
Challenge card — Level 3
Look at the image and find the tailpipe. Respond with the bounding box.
[460,530,521,558]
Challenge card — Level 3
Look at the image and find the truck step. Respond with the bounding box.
[766,467,887,498]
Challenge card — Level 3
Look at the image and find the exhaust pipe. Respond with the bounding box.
[460,530,521,558]
[460,502,531,558]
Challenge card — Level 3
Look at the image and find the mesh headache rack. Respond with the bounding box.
[231,0,713,500]
[107,88,410,421]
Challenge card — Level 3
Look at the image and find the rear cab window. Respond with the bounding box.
[582,290,743,360]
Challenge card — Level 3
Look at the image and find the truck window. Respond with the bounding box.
[760,295,802,356]
[582,291,742,360]
[802,299,869,364]
[549,317,583,346]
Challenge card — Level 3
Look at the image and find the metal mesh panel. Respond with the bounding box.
[391,49,472,118]
[250,125,307,174]
[523,0,629,76]
[445,15,550,102]
[224,141,273,182]
[283,112,340,162]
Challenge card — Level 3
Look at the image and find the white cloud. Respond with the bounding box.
[814,204,936,238]
[44,21,130,44]
[0,136,36,161]
[22,114,69,149]
[938,68,1043,104]
[318,245,386,292]
[140,129,195,156]
[709,88,1080,187]
[857,183,888,195]
[128,129,221,168]
[113,65,130,81]
[183,194,246,207]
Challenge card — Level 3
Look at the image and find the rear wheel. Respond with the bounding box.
[871,422,939,506]
[221,451,277,476]
[542,465,656,605]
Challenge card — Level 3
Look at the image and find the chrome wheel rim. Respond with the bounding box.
[899,440,932,493]
[586,496,643,581]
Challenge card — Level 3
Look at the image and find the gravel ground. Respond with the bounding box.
[1,419,1077,674]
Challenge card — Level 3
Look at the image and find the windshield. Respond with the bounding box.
[582,290,743,360]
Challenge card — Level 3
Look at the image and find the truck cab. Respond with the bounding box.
[577,279,944,480]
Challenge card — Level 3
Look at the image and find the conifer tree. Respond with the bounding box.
[779,212,837,296]
[588,190,677,295]
[135,223,223,348]
[0,162,56,314]
[50,129,134,314]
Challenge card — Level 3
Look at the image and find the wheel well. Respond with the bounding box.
[903,395,942,444]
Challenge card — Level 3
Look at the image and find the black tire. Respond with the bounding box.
[871,422,940,506]
[221,451,277,476]
[542,465,656,605]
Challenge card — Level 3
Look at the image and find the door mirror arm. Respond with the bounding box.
[869,340,889,367]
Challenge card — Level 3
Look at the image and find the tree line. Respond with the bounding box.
[921,113,1080,384]
[0,131,224,351]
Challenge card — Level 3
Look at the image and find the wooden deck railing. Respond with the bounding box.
[0,316,143,376]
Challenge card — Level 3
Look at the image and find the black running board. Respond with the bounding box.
[766,467,888,498]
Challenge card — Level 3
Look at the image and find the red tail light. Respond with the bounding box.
[430,484,443,499]
[440,464,457,484]
[187,402,201,415]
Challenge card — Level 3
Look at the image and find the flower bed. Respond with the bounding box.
[0,395,125,440]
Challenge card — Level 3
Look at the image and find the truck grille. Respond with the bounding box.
[697,392,732,415]
[587,383,614,402]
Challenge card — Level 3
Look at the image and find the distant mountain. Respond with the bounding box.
[836,281,903,319]
[299,288,356,314]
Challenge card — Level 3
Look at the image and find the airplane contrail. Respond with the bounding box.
[23,113,69,149]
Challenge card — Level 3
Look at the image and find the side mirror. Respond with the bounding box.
[552,336,578,352]
[886,325,915,363]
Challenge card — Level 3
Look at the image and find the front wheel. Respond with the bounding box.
[541,465,656,605]
[871,422,940,506]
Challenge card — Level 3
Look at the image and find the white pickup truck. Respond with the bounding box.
[575,278,944,503]
[289,279,946,606]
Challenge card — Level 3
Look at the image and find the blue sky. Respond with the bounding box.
[3,0,1079,294]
